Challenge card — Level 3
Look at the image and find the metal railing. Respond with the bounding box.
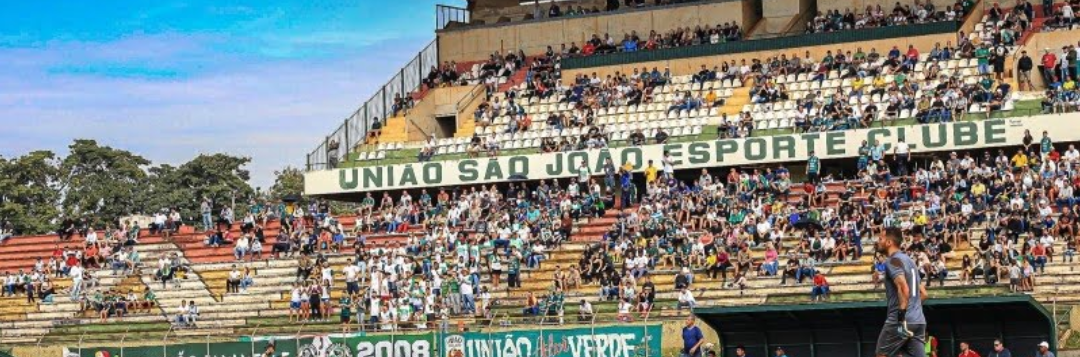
[306,39,439,171]
[436,4,470,30]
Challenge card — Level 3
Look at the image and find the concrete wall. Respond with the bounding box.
[1020,28,1080,89]
[561,31,955,80]
[406,86,478,140]
[759,0,813,35]
[661,317,722,354]
[439,0,744,63]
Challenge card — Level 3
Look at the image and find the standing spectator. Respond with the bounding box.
[681,316,705,357]
[1042,50,1058,85]
[988,340,1012,357]
[958,341,981,357]
[1018,50,1034,91]
[806,151,821,183]
[1036,342,1054,357]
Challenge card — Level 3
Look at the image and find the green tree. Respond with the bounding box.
[58,140,151,227]
[165,154,256,220]
[0,151,62,234]
[269,166,305,202]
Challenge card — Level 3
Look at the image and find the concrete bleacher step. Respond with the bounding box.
[173,327,236,337]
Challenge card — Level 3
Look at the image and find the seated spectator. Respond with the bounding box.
[811,271,830,301]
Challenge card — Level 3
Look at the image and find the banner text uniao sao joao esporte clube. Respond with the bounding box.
[306,118,1033,194]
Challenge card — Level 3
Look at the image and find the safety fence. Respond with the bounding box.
[306,40,439,172]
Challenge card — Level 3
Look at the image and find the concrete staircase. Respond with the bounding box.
[717,85,752,117]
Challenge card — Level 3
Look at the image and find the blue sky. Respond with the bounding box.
[0,0,465,189]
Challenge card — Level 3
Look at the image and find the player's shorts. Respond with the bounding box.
[876,323,926,357]
[290,301,301,310]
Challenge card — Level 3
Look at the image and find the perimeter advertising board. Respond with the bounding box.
[443,324,662,357]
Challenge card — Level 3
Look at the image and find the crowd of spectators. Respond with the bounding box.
[566,128,1078,307]
[807,0,972,34]
[1042,0,1080,30]
[305,180,614,330]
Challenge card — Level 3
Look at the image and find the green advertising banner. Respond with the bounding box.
[65,324,661,357]
[69,333,435,357]
[442,324,662,357]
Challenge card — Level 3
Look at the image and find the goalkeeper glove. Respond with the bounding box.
[895,309,913,338]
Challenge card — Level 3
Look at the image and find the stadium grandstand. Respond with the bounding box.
[9,0,1080,357]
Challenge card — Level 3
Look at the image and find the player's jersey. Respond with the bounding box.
[883,251,926,324]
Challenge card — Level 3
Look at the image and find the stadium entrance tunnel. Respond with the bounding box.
[693,295,1054,357]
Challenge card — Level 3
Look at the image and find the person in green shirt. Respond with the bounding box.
[975,45,991,75]
[806,151,821,183]
[1040,131,1053,157]
[507,251,521,289]
[339,296,353,331]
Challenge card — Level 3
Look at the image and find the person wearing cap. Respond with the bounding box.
[1018,50,1034,91]
[1036,341,1054,357]
[988,339,1011,357]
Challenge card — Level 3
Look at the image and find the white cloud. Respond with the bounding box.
[0,34,431,190]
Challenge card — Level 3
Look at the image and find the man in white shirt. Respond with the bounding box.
[344,262,361,296]
[1065,145,1080,163]
[234,235,250,261]
[460,279,475,315]
[187,301,200,326]
[176,300,190,326]
[677,288,697,311]
[69,263,84,299]
[893,138,911,175]
[227,266,242,294]
[578,300,594,322]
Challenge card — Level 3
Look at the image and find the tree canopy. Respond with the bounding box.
[0,140,300,235]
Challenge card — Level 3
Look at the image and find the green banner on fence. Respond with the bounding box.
[66,324,661,357]
[442,324,662,357]
[69,332,435,357]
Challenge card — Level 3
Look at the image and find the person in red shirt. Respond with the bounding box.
[1049,148,1061,162]
[1032,243,1047,273]
[811,270,829,302]
[581,42,596,56]
[1041,50,1058,85]
[906,45,919,63]
[958,341,980,357]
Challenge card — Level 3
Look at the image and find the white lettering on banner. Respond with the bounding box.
[458,333,638,357]
[355,340,430,357]
[306,115,1073,195]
